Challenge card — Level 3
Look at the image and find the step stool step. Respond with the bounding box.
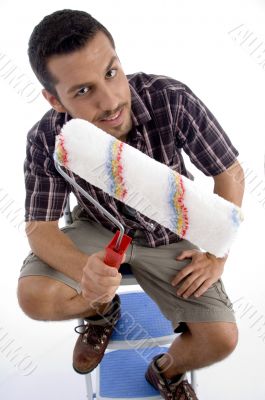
[109,292,175,349]
[97,347,168,399]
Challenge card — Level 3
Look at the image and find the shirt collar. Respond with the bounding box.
[129,83,152,127]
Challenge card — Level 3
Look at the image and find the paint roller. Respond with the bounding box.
[54,118,244,260]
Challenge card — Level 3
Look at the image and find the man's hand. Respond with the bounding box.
[81,250,124,305]
[171,249,227,298]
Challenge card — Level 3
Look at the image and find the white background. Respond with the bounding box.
[0,0,265,399]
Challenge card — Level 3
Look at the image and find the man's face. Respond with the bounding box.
[44,31,132,141]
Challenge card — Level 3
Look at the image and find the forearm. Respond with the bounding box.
[26,221,89,282]
[213,161,245,207]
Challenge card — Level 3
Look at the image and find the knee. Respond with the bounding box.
[17,276,61,321]
[189,321,238,361]
[208,323,239,358]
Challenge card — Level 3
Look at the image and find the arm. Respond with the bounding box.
[24,124,87,281]
[26,220,122,304]
[24,118,121,304]
[26,220,89,282]
[213,160,244,207]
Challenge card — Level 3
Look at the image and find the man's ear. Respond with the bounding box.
[42,89,67,113]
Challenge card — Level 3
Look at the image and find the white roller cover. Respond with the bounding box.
[55,118,243,257]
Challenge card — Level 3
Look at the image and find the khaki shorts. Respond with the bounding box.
[20,208,236,332]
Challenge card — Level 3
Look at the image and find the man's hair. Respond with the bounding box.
[28,9,115,98]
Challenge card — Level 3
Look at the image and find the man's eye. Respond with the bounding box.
[106,69,117,79]
[77,87,90,96]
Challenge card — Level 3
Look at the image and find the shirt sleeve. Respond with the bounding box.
[24,126,71,222]
[174,87,239,176]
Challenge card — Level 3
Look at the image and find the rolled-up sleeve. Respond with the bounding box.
[24,125,70,221]
[175,87,239,176]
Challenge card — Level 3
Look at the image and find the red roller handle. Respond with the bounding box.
[104,231,132,269]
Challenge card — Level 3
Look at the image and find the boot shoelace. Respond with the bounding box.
[75,323,112,351]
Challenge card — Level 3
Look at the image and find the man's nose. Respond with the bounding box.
[96,85,119,113]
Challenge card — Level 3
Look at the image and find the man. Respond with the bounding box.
[17,9,244,399]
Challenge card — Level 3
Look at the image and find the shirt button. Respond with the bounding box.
[150,223,154,229]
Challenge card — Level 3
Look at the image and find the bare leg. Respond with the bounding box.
[17,276,111,321]
[157,321,238,379]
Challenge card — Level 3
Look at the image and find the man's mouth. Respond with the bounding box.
[101,109,122,121]
[99,107,124,127]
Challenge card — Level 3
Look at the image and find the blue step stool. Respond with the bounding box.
[79,287,197,399]
[108,291,176,350]
[97,347,169,399]
[95,291,176,399]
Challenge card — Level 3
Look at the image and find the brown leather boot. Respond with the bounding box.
[145,354,199,400]
[73,294,120,374]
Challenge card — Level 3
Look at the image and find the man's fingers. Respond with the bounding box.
[98,254,127,275]
[171,265,194,286]
[81,283,118,302]
[81,286,101,300]
[84,258,119,277]
[193,279,213,298]
[81,250,123,305]
[175,273,201,296]
[81,272,121,292]
[94,273,122,287]
[176,249,196,260]
[102,250,126,268]
[178,277,206,298]
[98,265,119,277]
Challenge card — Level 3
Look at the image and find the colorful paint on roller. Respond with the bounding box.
[168,171,189,237]
[55,135,68,166]
[107,139,127,200]
[54,118,244,257]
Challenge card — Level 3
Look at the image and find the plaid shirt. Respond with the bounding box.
[24,73,239,247]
